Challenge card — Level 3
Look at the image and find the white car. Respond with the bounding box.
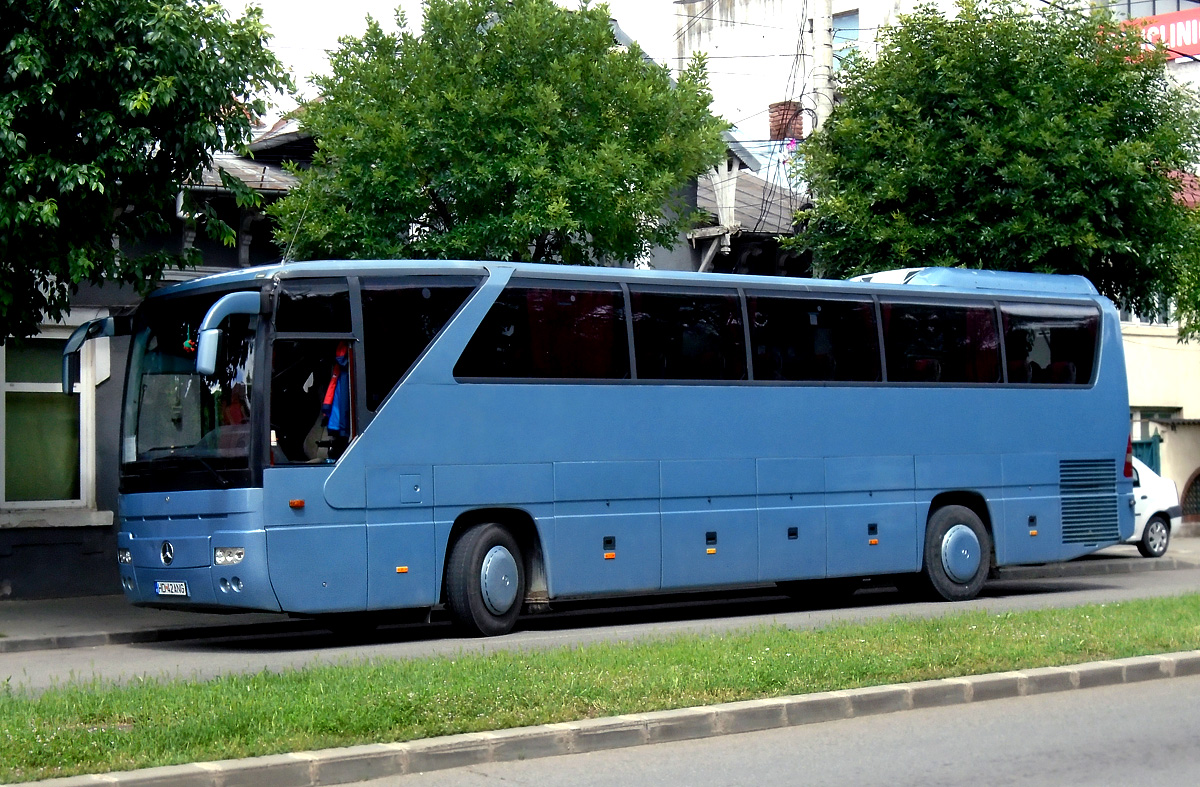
[1128,456,1182,558]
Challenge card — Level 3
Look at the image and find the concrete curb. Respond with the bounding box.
[994,553,1190,580]
[0,620,320,655]
[25,650,1200,787]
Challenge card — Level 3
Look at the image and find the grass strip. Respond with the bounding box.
[3,594,1200,782]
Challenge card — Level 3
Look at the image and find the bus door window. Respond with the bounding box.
[270,339,355,463]
[270,278,357,465]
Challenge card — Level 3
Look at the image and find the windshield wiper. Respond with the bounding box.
[192,457,230,488]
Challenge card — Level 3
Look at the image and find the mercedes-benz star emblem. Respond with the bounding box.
[161,541,174,566]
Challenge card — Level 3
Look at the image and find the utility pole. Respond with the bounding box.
[812,0,834,132]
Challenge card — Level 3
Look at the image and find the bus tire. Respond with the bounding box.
[922,505,991,601]
[446,523,525,637]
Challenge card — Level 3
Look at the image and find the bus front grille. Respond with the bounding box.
[1060,459,1119,544]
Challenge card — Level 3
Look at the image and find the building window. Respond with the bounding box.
[1114,1,1185,21]
[833,10,860,44]
[833,10,860,71]
[1,334,83,504]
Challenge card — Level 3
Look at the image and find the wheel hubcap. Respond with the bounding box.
[480,545,519,616]
[1147,522,1168,553]
[941,524,981,584]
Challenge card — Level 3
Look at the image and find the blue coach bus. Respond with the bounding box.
[64,261,1133,635]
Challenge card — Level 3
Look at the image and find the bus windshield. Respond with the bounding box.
[120,290,260,492]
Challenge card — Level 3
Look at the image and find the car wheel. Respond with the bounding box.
[1137,515,1170,558]
[446,523,524,636]
[922,505,992,601]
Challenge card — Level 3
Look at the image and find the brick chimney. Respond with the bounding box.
[769,101,804,141]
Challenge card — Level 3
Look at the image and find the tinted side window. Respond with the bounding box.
[454,284,630,380]
[630,289,746,381]
[362,278,479,409]
[276,280,351,332]
[881,302,1000,383]
[747,295,880,382]
[1001,303,1099,385]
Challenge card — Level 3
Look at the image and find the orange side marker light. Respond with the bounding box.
[396,566,409,573]
[289,499,305,509]
[603,552,616,560]
[868,538,879,546]
[706,547,717,555]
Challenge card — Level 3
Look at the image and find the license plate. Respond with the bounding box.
[155,581,188,597]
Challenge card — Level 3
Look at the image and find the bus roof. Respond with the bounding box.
[854,267,1099,295]
[147,260,1101,301]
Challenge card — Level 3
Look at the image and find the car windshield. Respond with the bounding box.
[120,289,259,491]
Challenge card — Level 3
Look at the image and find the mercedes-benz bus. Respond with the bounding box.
[64,261,1134,635]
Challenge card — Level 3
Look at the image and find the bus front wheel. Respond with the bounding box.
[446,523,525,636]
[922,505,991,601]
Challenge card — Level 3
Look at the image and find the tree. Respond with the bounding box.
[270,0,728,266]
[791,0,1200,335]
[0,1,290,340]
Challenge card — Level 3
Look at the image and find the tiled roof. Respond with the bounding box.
[1174,170,1200,208]
[195,152,298,194]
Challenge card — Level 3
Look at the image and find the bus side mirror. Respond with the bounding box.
[61,317,130,393]
[195,291,265,376]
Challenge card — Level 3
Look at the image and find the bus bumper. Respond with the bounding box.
[116,489,282,612]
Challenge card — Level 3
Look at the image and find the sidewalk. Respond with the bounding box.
[2,537,1198,655]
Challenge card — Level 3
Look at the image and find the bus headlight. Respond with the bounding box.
[117,548,132,565]
[214,547,245,566]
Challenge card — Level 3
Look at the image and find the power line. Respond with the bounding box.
[673,13,788,31]
[674,0,719,42]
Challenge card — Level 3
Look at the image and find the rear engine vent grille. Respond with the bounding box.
[1060,459,1119,544]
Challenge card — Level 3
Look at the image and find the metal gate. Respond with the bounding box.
[1132,435,1162,474]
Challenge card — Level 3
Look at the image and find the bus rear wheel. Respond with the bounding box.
[922,505,991,601]
[446,523,525,637]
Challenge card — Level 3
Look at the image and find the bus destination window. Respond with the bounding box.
[629,288,746,381]
[880,301,1001,384]
[363,277,480,407]
[455,282,630,380]
[1001,303,1099,385]
[746,295,880,382]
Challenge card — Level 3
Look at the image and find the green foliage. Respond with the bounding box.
[791,0,1200,335]
[0,1,291,339]
[271,0,728,266]
[3,595,1199,781]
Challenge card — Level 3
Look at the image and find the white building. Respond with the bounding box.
[675,0,1200,529]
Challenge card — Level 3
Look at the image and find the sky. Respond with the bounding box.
[221,1,675,115]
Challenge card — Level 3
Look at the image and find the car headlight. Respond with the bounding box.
[214,547,245,566]
[117,548,132,565]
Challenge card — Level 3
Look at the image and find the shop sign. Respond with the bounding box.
[1133,7,1200,60]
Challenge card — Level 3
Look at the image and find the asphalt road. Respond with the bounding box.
[361,673,1200,786]
[2,566,1198,692]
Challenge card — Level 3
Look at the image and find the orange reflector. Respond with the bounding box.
[288,499,305,509]
[396,566,409,573]
[868,538,879,546]
[706,547,717,555]
[603,552,616,560]
[1029,530,1038,537]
